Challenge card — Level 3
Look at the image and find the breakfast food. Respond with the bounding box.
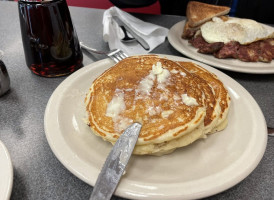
[85,55,231,155]
[182,1,231,39]
[182,1,274,63]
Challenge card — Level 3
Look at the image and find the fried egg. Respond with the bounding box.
[200,17,274,45]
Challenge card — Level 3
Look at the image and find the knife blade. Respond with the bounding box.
[89,122,142,200]
[113,16,150,51]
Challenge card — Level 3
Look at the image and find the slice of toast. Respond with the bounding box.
[187,1,230,27]
[182,20,201,39]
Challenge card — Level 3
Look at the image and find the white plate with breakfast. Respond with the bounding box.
[0,140,13,200]
[44,54,267,200]
[168,1,274,74]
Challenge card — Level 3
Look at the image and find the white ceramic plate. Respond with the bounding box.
[44,55,267,200]
[168,20,274,74]
[0,140,13,200]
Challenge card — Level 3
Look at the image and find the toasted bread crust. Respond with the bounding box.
[187,1,230,27]
[182,20,201,39]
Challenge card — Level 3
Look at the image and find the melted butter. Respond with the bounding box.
[115,117,133,132]
[138,73,155,95]
[135,62,173,118]
[106,92,126,118]
[171,69,178,74]
[147,105,162,116]
[180,72,186,77]
[161,110,174,118]
[148,106,156,116]
[159,94,168,101]
[181,94,198,106]
[173,94,181,101]
[106,91,134,133]
[137,61,170,95]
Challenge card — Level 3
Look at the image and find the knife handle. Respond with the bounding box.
[113,16,150,51]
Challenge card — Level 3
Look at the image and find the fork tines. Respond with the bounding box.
[107,49,128,63]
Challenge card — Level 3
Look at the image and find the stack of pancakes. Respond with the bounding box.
[85,55,230,155]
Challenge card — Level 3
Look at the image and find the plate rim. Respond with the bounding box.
[0,140,13,200]
[44,55,267,199]
[168,20,274,74]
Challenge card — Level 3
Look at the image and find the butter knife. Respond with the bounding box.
[113,16,150,51]
[89,122,142,200]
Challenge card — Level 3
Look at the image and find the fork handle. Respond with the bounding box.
[80,42,106,55]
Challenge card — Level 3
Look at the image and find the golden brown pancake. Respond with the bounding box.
[85,55,208,155]
[85,55,230,155]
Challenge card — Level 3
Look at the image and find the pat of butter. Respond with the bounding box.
[180,72,186,77]
[137,62,170,95]
[181,94,198,106]
[152,62,170,83]
[152,62,163,75]
[106,93,126,118]
[157,69,170,83]
[161,110,174,118]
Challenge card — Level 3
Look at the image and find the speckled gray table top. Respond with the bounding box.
[0,1,273,200]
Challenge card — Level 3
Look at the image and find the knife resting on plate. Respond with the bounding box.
[89,122,142,200]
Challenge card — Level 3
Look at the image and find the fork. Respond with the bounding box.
[80,42,128,63]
